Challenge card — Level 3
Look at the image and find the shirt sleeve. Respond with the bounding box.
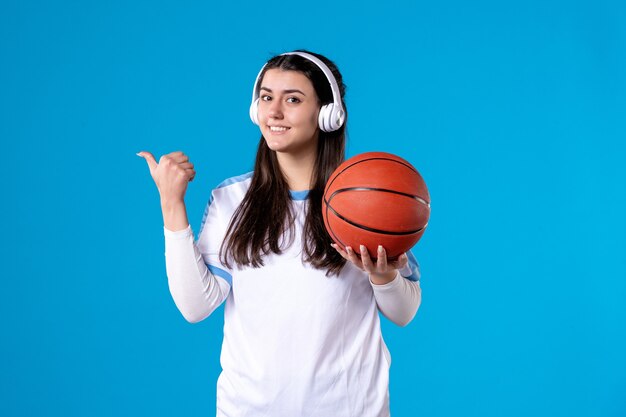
[370,251,422,327]
[163,191,233,323]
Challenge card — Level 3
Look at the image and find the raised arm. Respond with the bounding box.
[164,224,230,323]
[137,150,194,231]
[138,151,230,323]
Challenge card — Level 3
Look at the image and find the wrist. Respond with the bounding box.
[160,199,189,232]
[160,198,185,210]
[369,270,398,285]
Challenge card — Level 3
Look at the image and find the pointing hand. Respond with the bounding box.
[137,151,196,202]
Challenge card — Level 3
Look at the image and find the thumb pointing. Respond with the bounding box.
[136,151,158,174]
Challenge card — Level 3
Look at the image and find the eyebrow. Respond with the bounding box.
[260,87,306,96]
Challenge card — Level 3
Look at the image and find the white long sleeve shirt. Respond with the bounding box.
[163,172,422,417]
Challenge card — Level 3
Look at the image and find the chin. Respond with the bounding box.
[264,138,288,152]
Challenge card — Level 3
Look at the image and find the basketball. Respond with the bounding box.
[323,152,430,260]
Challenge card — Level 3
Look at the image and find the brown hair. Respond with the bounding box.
[219,50,347,276]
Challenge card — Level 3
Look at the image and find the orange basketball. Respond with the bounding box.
[323,152,430,260]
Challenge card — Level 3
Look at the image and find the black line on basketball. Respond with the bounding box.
[326,204,426,236]
[324,199,349,250]
[328,187,430,207]
[324,157,419,202]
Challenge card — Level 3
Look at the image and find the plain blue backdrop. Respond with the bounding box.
[1,0,624,416]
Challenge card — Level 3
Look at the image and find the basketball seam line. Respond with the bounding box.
[325,204,427,236]
[327,187,430,207]
[323,157,420,203]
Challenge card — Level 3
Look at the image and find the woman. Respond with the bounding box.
[138,50,422,417]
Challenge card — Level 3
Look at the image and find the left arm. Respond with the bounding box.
[370,271,421,327]
[332,244,422,327]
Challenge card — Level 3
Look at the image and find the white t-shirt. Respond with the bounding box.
[163,172,422,417]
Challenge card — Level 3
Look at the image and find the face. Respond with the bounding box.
[257,68,321,157]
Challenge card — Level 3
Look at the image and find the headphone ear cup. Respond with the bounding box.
[317,104,326,132]
[326,104,337,132]
[329,106,345,131]
[318,104,332,132]
[319,103,345,132]
[250,98,260,125]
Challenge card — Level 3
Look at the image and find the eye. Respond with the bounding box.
[261,95,272,101]
[287,97,301,103]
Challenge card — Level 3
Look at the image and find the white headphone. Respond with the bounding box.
[249,51,345,132]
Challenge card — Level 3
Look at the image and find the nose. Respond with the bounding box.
[267,98,283,120]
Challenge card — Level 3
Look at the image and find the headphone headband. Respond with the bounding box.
[249,51,345,132]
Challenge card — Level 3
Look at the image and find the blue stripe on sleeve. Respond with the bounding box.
[198,172,253,237]
[198,199,211,238]
[216,171,254,189]
[206,263,233,286]
[401,251,421,282]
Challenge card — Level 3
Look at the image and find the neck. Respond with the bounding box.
[276,150,317,191]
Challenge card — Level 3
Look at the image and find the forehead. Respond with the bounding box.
[260,69,316,94]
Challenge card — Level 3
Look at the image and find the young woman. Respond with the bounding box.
[138,50,422,417]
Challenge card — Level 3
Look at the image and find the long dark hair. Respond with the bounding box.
[219,50,347,276]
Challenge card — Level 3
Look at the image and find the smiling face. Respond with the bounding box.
[257,68,321,158]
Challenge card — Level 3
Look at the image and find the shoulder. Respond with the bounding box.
[209,171,253,205]
[214,171,254,191]
[198,172,253,235]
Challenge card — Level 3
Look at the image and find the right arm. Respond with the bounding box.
[164,223,230,323]
[138,151,230,323]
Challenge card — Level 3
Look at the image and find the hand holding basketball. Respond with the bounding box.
[137,151,196,203]
[332,243,408,284]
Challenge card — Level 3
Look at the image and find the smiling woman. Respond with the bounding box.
[138,50,422,417]
[258,69,321,161]
[222,51,350,273]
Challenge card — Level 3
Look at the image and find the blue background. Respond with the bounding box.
[1,0,624,416]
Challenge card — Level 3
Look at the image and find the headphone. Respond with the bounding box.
[249,51,345,132]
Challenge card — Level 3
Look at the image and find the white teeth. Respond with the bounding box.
[270,126,289,132]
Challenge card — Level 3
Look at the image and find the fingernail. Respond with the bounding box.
[378,245,383,252]
[346,246,352,253]
[360,245,366,252]
[136,152,142,157]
